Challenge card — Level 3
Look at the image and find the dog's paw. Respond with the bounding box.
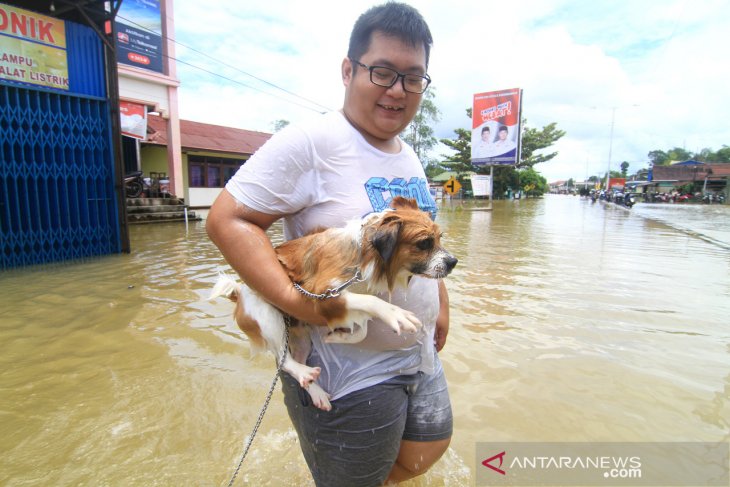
[379,304,422,335]
[286,361,321,388]
[297,366,321,388]
[306,382,332,411]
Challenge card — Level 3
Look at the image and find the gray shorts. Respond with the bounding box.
[280,362,452,487]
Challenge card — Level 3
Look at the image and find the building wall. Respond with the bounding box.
[183,150,248,208]
[652,165,710,182]
[1,8,121,268]
[140,145,169,175]
[118,76,170,114]
[138,147,247,206]
[117,0,182,197]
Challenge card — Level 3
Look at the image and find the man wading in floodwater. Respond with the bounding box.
[207,3,453,486]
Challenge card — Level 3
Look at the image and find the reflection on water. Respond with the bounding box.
[1,196,728,485]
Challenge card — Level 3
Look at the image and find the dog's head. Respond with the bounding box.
[363,197,457,291]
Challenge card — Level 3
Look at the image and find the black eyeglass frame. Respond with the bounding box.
[350,59,432,94]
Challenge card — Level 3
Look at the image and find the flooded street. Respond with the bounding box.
[1,195,729,486]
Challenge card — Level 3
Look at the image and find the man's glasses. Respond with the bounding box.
[350,59,431,94]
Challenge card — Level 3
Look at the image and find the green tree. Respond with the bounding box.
[666,147,693,163]
[438,109,474,178]
[620,161,629,177]
[648,145,730,166]
[695,148,714,162]
[520,167,549,197]
[271,119,290,132]
[438,109,564,197]
[518,121,566,169]
[648,150,669,166]
[401,88,441,166]
[714,145,730,162]
[424,162,446,179]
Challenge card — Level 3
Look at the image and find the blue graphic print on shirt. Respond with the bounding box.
[364,176,437,218]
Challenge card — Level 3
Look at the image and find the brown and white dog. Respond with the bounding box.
[210,197,457,410]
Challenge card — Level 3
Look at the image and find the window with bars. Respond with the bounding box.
[188,156,245,188]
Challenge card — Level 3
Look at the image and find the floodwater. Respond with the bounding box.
[1,195,728,486]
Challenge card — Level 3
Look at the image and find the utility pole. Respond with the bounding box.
[605,107,616,191]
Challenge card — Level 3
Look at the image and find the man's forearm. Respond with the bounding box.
[206,191,325,325]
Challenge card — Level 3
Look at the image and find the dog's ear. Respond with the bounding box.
[390,196,419,211]
[371,219,402,264]
[275,240,304,282]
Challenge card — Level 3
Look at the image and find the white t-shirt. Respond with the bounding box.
[226,111,440,400]
[474,140,495,158]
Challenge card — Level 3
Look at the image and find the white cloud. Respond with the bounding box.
[172,0,730,182]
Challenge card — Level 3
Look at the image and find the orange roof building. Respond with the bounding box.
[140,115,272,208]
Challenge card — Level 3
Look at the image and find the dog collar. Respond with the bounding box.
[293,269,364,300]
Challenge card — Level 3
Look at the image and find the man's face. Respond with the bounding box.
[499,130,508,141]
[481,130,490,142]
[342,31,427,143]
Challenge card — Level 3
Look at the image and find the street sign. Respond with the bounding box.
[444,176,462,195]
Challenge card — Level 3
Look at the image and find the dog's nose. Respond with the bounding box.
[444,255,458,272]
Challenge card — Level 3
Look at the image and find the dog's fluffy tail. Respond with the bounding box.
[209,273,240,302]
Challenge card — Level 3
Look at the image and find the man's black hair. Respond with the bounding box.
[481,126,491,134]
[348,2,433,69]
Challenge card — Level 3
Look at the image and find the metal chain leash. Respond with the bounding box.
[226,271,359,485]
[227,316,290,487]
[293,269,364,300]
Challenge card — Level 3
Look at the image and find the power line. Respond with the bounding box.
[170,57,329,114]
[115,13,334,114]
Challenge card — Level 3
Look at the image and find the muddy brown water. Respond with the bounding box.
[1,195,728,486]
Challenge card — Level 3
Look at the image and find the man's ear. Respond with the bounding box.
[342,57,353,86]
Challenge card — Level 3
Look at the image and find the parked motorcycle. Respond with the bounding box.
[125,171,145,198]
[676,193,694,202]
[703,192,726,204]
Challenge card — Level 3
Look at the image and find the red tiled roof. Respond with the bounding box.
[145,114,272,155]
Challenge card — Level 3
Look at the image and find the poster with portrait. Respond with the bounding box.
[471,88,522,166]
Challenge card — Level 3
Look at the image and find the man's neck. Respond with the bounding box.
[340,109,401,154]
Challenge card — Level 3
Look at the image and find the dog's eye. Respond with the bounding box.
[416,237,434,251]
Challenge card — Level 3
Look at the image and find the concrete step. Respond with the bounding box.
[126,197,185,207]
[127,210,202,224]
[127,204,187,214]
[125,194,201,223]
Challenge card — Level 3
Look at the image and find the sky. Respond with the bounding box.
[169,0,730,183]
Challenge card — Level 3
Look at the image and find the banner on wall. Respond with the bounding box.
[0,3,69,90]
[120,101,148,140]
[471,88,522,166]
[115,0,164,73]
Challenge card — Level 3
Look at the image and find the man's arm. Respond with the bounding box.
[434,279,450,351]
[206,189,325,325]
